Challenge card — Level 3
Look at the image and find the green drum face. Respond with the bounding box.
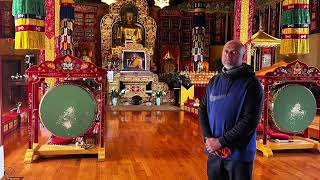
[39,84,96,138]
[271,84,317,133]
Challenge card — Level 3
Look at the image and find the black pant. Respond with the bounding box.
[207,154,253,180]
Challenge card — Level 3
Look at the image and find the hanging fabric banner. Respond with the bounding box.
[12,0,46,49]
[60,1,74,56]
[192,1,206,72]
[233,0,255,64]
[192,27,205,62]
[280,0,310,55]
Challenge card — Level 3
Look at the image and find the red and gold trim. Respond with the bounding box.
[282,28,309,34]
[44,0,60,87]
[281,34,309,39]
[15,25,45,32]
[233,0,242,40]
[282,0,309,6]
[15,18,45,27]
[283,4,309,11]
[14,15,45,49]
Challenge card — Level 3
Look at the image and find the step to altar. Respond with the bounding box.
[1,108,28,136]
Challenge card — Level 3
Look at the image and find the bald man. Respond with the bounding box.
[199,40,263,180]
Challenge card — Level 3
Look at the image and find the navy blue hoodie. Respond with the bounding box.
[199,64,263,162]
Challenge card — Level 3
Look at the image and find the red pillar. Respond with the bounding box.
[263,78,268,145]
[27,82,33,149]
[233,0,255,64]
[101,79,106,148]
[33,82,39,143]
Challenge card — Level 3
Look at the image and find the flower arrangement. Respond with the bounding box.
[106,55,121,71]
[108,89,120,99]
[159,72,192,89]
[119,88,129,96]
[154,90,166,98]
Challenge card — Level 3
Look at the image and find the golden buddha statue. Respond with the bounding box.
[116,11,144,46]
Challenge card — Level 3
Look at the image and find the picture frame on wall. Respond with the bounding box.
[122,50,146,71]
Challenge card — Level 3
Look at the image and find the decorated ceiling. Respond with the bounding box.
[74,0,280,13]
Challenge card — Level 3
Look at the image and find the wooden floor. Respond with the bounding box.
[3,111,320,180]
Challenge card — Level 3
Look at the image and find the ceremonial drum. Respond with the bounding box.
[39,84,96,138]
[271,84,317,133]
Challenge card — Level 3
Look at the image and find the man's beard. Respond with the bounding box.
[223,63,234,70]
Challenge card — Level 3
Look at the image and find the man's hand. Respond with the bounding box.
[205,137,222,154]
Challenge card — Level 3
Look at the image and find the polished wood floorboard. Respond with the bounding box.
[3,111,320,180]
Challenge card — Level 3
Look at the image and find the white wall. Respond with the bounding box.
[301,33,320,68]
[276,33,320,68]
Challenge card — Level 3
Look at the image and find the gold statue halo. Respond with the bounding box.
[163,51,175,60]
[100,0,157,67]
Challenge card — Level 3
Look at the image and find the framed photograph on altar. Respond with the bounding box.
[260,48,272,69]
[122,50,146,71]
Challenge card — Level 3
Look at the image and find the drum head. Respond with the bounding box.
[272,84,316,133]
[39,84,96,138]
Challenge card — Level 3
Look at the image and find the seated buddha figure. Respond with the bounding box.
[163,59,176,74]
[116,11,144,46]
[162,51,176,74]
[81,50,92,63]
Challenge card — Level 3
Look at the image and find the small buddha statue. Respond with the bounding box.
[197,61,204,73]
[116,11,144,46]
[162,51,176,74]
[163,59,176,74]
[185,64,189,71]
[81,50,92,63]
